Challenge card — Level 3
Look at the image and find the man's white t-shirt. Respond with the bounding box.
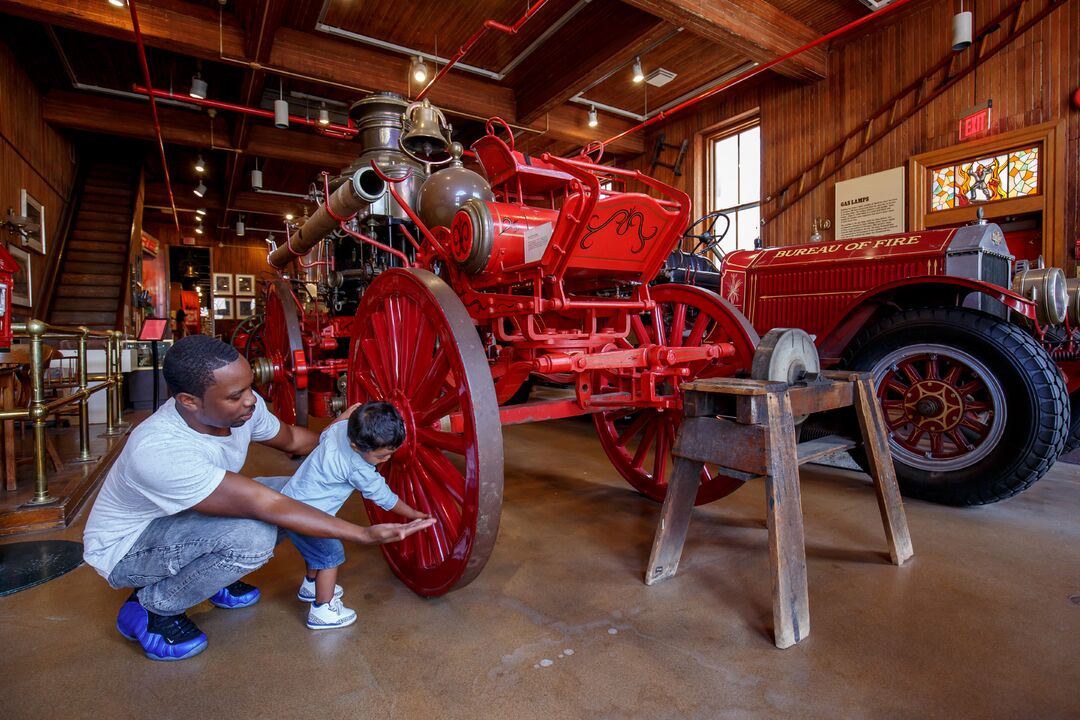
[82,394,281,578]
[281,421,399,516]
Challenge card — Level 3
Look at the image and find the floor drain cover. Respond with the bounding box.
[0,541,84,597]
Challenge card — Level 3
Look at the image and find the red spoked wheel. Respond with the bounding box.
[594,284,759,505]
[348,268,503,597]
[259,279,308,427]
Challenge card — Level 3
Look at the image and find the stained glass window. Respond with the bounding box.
[929,146,1039,212]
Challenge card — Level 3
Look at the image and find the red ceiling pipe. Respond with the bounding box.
[131,85,359,137]
[416,0,549,101]
[599,0,919,151]
[128,0,179,233]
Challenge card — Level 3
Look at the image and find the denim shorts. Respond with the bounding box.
[286,530,345,570]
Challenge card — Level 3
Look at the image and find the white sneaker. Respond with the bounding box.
[297,577,344,602]
[306,598,357,630]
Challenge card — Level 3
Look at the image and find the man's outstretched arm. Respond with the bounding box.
[193,472,434,544]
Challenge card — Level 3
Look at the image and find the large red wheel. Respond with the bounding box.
[258,280,308,427]
[594,284,758,505]
[348,268,503,597]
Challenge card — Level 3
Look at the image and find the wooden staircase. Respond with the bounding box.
[47,159,140,331]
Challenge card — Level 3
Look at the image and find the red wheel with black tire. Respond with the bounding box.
[256,280,309,427]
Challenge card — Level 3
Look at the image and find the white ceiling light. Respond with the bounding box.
[411,56,428,84]
[952,2,973,52]
[318,105,330,126]
[189,73,207,100]
[236,216,245,236]
[194,224,204,235]
[194,154,206,173]
[274,79,289,128]
[195,207,206,216]
[587,105,598,128]
[251,158,263,190]
[193,180,207,198]
[108,0,127,7]
[632,57,644,83]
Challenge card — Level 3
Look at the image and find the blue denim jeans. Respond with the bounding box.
[106,475,289,615]
[285,530,346,571]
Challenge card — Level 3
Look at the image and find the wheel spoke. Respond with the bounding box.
[959,414,991,436]
[668,302,687,347]
[416,388,463,427]
[631,421,659,471]
[948,428,974,450]
[685,311,710,348]
[361,338,392,395]
[416,426,469,455]
[354,371,383,402]
[418,445,466,505]
[631,316,651,346]
[904,427,925,447]
[410,348,450,410]
[652,418,670,486]
[943,364,962,387]
[616,411,652,448]
[414,461,462,539]
[650,305,667,346]
[929,431,944,455]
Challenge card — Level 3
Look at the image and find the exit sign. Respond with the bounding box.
[959,101,992,141]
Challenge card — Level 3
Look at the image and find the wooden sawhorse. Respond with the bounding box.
[645,370,914,649]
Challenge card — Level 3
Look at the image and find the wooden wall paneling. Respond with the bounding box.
[0,39,76,319]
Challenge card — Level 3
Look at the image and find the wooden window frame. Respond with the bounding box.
[908,120,1066,268]
[692,109,761,255]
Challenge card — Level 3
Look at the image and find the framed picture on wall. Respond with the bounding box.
[236,297,256,318]
[19,189,45,254]
[235,274,255,296]
[213,273,233,295]
[213,296,233,320]
[8,244,32,307]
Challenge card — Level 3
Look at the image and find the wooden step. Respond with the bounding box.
[49,311,118,325]
[69,230,128,244]
[76,210,132,226]
[52,297,118,312]
[55,285,121,298]
[62,261,124,275]
[68,238,127,252]
[79,193,135,210]
[83,176,135,191]
[65,250,127,265]
[60,272,122,287]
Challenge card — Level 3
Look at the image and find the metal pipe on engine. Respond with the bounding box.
[268,167,386,269]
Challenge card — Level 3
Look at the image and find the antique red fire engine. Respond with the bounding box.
[251,98,765,597]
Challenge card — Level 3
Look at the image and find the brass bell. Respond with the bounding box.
[401,99,452,159]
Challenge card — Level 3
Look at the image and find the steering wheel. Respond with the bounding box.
[683,210,732,256]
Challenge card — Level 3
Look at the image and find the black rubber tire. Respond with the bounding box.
[1064,392,1080,454]
[843,307,1068,506]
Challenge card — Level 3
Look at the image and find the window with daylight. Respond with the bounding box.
[706,121,761,256]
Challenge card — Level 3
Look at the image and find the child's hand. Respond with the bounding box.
[364,518,436,544]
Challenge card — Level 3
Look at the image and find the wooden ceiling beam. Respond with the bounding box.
[42,90,357,167]
[0,0,643,154]
[512,0,671,125]
[619,0,827,81]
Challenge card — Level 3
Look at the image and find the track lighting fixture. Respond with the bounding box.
[194,224,204,235]
[195,207,206,216]
[193,180,207,197]
[318,105,330,126]
[108,0,127,7]
[286,213,294,221]
[194,154,206,173]
[587,105,598,128]
[236,215,245,237]
[251,159,263,190]
[411,56,429,84]
[632,57,644,83]
[189,73,207,100]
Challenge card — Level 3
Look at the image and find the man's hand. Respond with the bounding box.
[364,517,436,544]
[330,403,363,426]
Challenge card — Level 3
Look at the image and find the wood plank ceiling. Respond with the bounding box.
[0,0,895,240]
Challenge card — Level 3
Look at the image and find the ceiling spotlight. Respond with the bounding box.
[195,207,207,217]
[251,168,263,190]
[195,154,206,173]
[274,79,289,128]
[194,224,204,235]
[587,105,598,128]
[189,73,207,100]
[411,56,428,84]
[318,105,330,126]
[193,180,207,198]
[108,0,127,7]
[285,213,294,221]
[632,56,644,83]
[236,216,245,237]
[952,4,973,52]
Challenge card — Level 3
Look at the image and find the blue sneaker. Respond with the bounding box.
[116,592,208,662]
[209,580,260,609]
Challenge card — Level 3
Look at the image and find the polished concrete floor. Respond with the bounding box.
[2,416,1079,720]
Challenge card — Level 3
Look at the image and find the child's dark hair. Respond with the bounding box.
[347,401,405,452]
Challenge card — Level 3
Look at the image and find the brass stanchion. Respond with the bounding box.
[25,319,54,505]
[101,333,122,437]
[113,331,130,432]
[72,327,98,463]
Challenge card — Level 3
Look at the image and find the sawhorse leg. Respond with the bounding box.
[853,375,914,565]
[645,454,703,586]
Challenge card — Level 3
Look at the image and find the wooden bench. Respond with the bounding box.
[645,370,914,648]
